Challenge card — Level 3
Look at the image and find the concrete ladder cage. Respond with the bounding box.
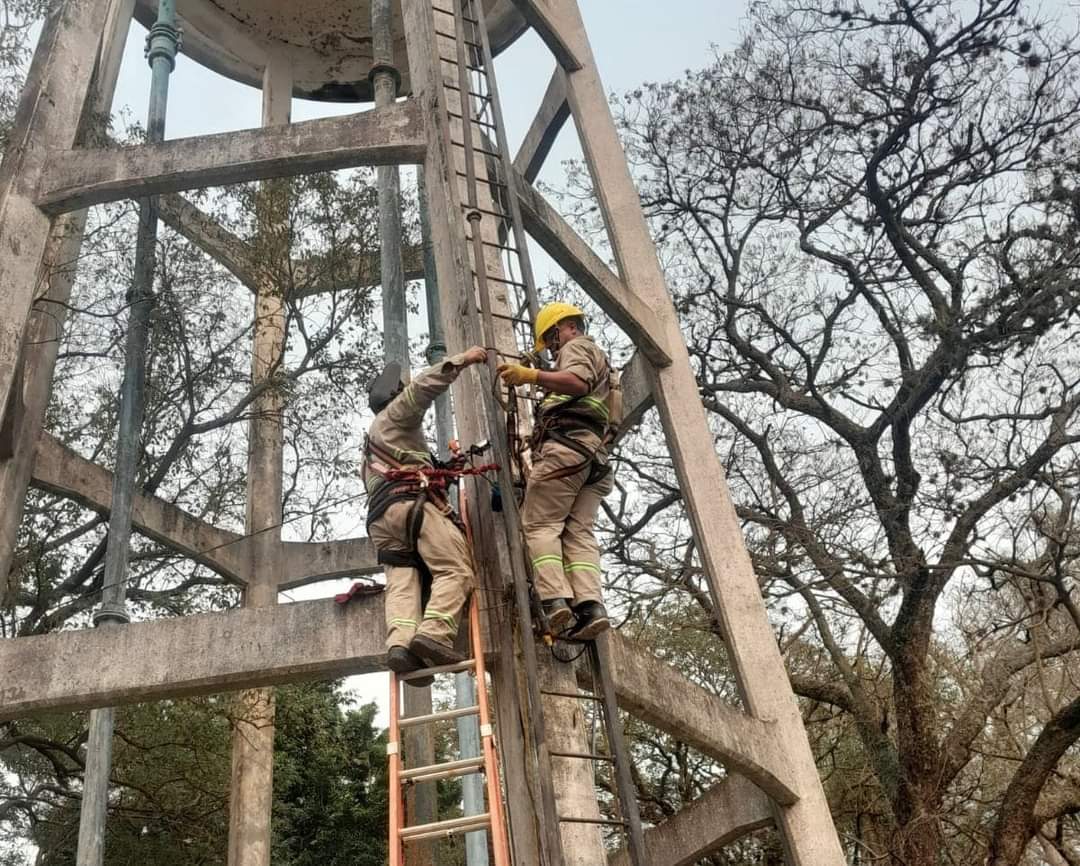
[0,1,846,865]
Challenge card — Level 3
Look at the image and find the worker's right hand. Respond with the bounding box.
[463,346,488,366]
[496,363,540,387]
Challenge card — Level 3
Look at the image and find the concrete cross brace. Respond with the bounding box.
[513,176,671,367]
[36,100,427,214]
[592,632,799,805]
[607,775,773,866]
[0,596,386,720]
[512,67,570,183]
[158,191,425,298]
[30,432,381,591]
[507,0,583,71]
[30,432,250,584]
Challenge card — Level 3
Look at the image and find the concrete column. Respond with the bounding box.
[0,0,131,586]
[226,53,291,866]
[419,169,488,866]
[545,0,846,862]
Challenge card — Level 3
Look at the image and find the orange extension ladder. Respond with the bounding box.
[386,484,511,866]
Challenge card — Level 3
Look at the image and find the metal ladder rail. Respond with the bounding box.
[388,599,512,866]
[431,4,648,866]
[434,3,565,864]
[453,4,650,860]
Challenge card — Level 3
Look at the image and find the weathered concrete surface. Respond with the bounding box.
[0,595,385,720]
[158,193,262,289]
[130,0,527,102]
[514,175,671,367]
[279,538,380,590]
[507,0,582,71]
[513,68,570,184]
[616,350,653,439]
[37,101,427,214]
[594,631,799,806]
[0,0,114,497]
[608,775,773,866]
[158,191,425,297]
[31,432,249,583]
[551,0,846,859]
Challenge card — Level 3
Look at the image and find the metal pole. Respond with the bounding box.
[420,168,489,866]
[372,0,409,371]
[76,3,179,864]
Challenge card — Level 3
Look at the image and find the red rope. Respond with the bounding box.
[382,463,499,487]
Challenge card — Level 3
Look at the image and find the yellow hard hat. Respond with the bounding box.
[533,302,585,352]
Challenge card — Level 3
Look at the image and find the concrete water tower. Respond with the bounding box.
[0,1,846,865]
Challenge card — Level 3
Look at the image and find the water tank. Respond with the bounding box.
[133,0,527,101]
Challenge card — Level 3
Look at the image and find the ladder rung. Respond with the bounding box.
[550,750,615,762]
[402,755,486,784]
[399,658,476,681]
[540,689,602,701]
[401,811,491,842]
[440,55,487,73]
[448,111,499,130]
[559,816,629,827]
[441,82,490,101]
[431,6,480,26]
[457,169,507,188]
[435,30,483,51]
[464,236,519,254]
[399,704,480,728]
[475,272,527,288]
[490,312,533,325]
[450,139,502,159]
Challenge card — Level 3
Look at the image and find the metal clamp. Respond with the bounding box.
[386,741,399,756]
[145,22,183,71]
[368,61,403,93]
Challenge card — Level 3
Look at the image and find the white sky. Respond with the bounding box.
[103,1,737,724]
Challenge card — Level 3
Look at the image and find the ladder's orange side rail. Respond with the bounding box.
[462,483,512,866]
[388,671,403,866]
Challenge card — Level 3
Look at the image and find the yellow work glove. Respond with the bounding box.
[496,363,540,387]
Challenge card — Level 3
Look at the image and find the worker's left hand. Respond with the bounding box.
[497,363,540,387]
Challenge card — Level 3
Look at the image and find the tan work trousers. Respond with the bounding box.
[522,439,613,605]
[369,499,473,651]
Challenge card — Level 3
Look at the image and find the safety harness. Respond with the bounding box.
[363,434,497,581]
[530,357,622,485]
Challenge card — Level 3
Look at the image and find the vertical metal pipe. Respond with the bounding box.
[76,3,179,864]
[372,0,408,371]
[420,168,488,866]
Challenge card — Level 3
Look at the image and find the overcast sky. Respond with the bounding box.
[102,0,734,721]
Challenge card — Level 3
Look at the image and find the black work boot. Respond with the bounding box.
[569,601,610,640]
[541,598,573,634]
[410,634,467,668]
[386,646,434,687]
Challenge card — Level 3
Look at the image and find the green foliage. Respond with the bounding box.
[2,683,386,866]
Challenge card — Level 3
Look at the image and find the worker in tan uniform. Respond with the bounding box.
[497,302,618,639]
[364,346,487,682]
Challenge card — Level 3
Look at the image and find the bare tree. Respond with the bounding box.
[589,0,1080,862]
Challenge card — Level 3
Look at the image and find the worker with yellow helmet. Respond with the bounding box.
[497,302,620,639]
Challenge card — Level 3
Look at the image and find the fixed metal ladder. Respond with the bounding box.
[420,2,650,865]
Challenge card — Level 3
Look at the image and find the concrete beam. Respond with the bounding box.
[30,433,249,584]
[279,538,380,591]
[37,101,427,214]
[0,595,385,720]
[158,192,262,289]
[514,176,672,368]
[615,350,653,441]
[507,0,583,71]
[512,67,570,184]
[608,775,773,866]
[593,631,800,806]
